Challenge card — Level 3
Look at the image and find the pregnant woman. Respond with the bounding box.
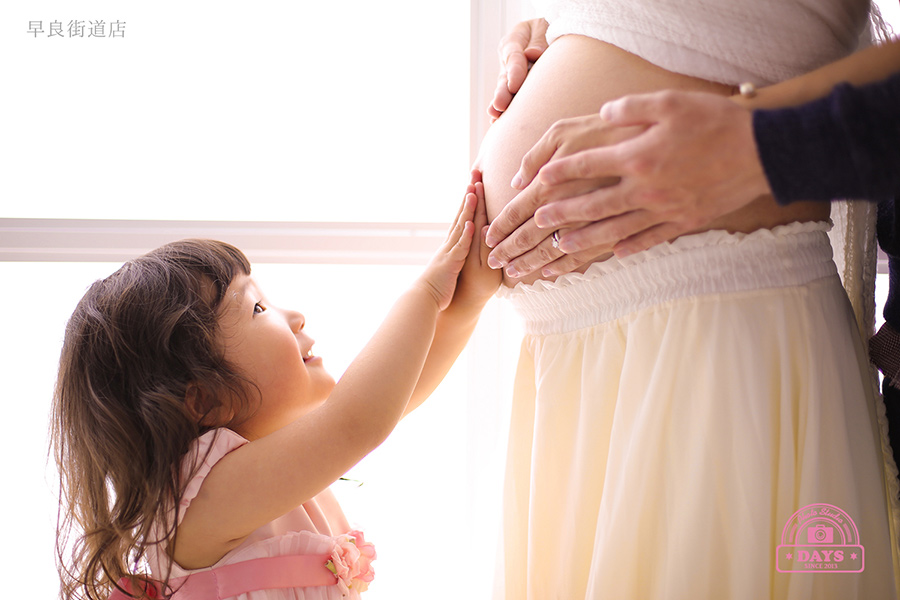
[475,1,900,598]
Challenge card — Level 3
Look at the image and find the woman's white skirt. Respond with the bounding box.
[497,222,900,599]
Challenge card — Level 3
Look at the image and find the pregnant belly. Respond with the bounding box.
[476,35,828,287]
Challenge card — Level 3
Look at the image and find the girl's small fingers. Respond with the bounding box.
[474,181,485,202]
[450,214,475,248]
[462,193,478,226]
[473,196,491,266]
[464,220,476,240]
[454,221,476,257]
[447,193,476,242]
[449,194,467,232]
[473,188,488,229]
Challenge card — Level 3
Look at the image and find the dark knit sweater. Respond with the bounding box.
[753,72,900,331]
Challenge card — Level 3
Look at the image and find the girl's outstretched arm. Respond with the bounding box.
[405,174,501,415]
[175,197,476,568]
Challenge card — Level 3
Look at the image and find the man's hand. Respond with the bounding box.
[488,18,549,121]
[520,91,771,258]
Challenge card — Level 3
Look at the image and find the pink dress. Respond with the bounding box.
[139,428,375,600]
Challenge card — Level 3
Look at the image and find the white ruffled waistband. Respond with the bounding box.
[499,222,838,335]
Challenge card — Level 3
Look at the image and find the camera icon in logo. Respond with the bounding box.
[808,524,834,544]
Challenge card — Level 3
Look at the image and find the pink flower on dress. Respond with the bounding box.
[326,530,377,596]
[347,530,376,584]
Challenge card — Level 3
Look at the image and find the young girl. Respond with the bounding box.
[52,181,498,600]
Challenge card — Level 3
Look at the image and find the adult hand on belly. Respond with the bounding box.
[480,28,755,281]
[484,115,646,278]
[489,18,549,122]
[497,91,771,265]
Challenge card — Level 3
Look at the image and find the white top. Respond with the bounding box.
[532,0,872,85]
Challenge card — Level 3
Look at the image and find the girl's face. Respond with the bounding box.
[217,274,335,440]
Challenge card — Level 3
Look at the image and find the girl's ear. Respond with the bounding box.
[184,383,234,427]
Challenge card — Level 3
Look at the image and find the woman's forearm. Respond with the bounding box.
[734,38,900,110]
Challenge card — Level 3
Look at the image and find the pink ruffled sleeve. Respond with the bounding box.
[176,428,248,526]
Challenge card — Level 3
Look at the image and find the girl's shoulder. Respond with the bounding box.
[145,428,250,577]
[178,428,248,524]
[192,427,248,460]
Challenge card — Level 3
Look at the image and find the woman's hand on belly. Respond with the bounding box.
[489,18,549,122]
[484,114,646,278]
[487,210,612,279]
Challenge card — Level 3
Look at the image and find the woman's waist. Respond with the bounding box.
[499,221,839,335]
[510,197,830,287]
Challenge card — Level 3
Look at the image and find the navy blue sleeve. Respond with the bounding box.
[752,71,900,204]
[752,71,900,334]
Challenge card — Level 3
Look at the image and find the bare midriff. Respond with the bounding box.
[477,35,828,287]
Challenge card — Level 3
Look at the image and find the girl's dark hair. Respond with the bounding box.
[51,239,254,599]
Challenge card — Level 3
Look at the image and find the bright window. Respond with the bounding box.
[1,2,470,223]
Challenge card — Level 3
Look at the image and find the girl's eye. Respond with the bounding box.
[253,302,266,314]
